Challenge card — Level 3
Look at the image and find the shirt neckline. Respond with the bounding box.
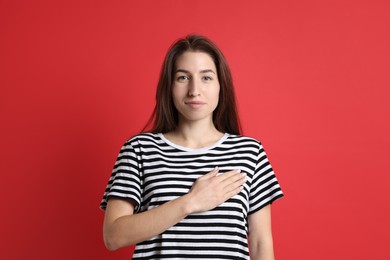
[157,133,229,153]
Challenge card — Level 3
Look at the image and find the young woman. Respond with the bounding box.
[100,34,283,259]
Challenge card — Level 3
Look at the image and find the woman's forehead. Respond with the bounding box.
[174,51,217,72]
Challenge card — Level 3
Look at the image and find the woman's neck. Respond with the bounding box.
[164,121,224,149]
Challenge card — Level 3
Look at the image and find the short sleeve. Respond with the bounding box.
[248,143,283,215]
[100,140,142,212]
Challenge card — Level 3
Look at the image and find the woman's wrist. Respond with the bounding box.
[179,193,197,215]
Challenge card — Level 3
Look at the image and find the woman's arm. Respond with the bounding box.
[103,168,246,250]
[248,204,275,260]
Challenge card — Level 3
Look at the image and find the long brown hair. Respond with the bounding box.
[144,34,241,135]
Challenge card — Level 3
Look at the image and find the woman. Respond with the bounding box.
[100,34,283,259]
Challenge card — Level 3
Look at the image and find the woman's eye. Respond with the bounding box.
[203,76,212,81]
[177,75,189,81]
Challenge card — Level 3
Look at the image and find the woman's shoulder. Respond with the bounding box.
[226,133,263,147]
[123,132,162,146]
[225,134,263,150]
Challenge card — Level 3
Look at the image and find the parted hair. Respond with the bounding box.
[144,34,241,135]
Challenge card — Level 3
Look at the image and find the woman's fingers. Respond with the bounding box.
[188,168,247,213]
[217,169,246,188]
[224,185,244,200]
[201,167,219,180]
[220,170,246,195]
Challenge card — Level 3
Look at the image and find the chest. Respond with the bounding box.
[137,151,256,214]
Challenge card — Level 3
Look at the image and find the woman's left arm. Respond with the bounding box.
[248,204,275,260]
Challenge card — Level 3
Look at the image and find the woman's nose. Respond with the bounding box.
[188,78,201,97]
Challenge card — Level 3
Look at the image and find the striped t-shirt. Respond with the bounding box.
[100,133,283,259]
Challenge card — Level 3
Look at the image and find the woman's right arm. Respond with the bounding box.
[103,168,246,250]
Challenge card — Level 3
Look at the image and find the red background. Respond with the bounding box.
[1,0,389,259]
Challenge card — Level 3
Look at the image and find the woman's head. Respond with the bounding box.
[146,34,241,135]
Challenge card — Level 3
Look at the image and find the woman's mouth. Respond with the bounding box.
[185,101,205,108]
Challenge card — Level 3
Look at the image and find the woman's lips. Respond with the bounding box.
[185,101,205,108]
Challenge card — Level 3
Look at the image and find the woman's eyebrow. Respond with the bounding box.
[175,69,216,74]
[175,69,190,74]
[200,69,216,74]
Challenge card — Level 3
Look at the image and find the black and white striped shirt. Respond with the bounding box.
[100,133,283,259]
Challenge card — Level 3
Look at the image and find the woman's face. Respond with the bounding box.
[171,51,220,125]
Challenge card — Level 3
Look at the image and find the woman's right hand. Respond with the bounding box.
[186,167,246,213]
[103,167,246,250]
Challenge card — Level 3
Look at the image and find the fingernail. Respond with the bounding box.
[236,169,241,173]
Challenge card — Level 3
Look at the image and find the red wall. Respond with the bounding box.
[1,0,389,259]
